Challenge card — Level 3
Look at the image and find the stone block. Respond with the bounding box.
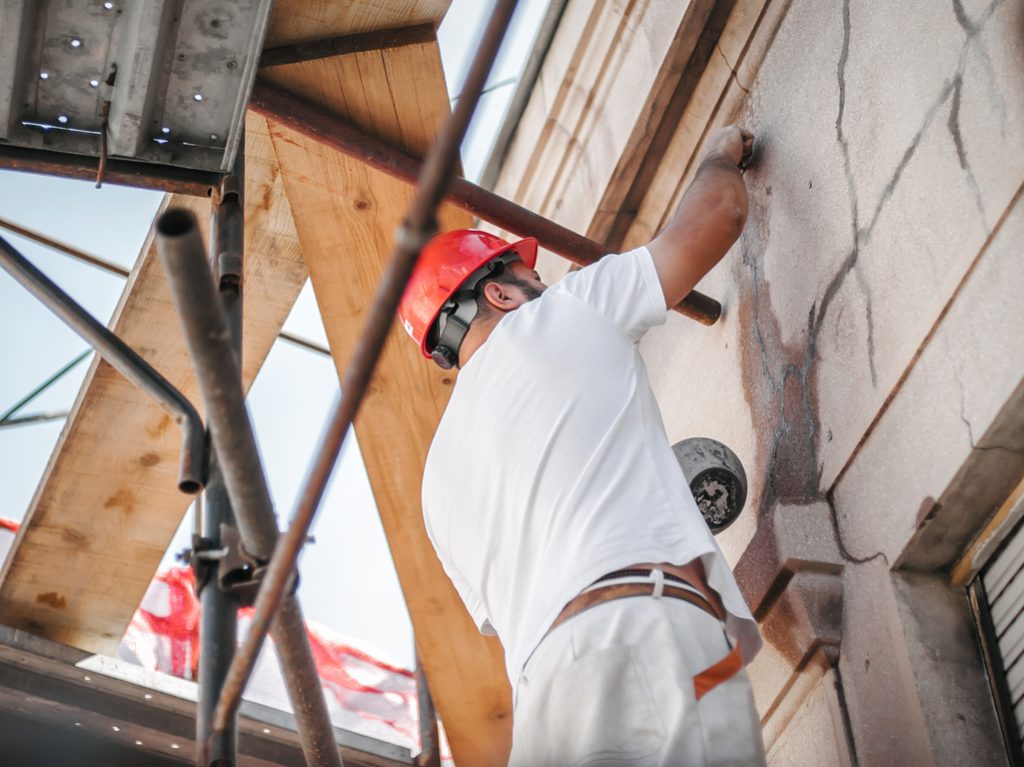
[748,570,843,721]
[766,671,853,767]
[734,500,844,615]
[892,572,1007,767]
[837,559,936,765]
[735,501,845,736]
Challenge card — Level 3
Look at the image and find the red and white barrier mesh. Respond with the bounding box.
[0,519,450,760]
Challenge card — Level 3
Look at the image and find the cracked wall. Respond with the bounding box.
[631,0,1024,763]
[490,0,1024,762]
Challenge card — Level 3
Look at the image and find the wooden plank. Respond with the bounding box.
[489,0,717,245]
[621,0,787,249]
[0,113,306,653]
[265,1,450,47]
[263,42,512,767]
[587,0,731,250]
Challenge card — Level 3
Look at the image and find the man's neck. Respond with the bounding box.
[458,313,503,368]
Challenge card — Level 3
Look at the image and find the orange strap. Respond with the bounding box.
[693,644,743,701]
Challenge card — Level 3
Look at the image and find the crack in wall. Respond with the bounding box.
[824,0,876,389]
[716,42,752,95]
[737,0,1008,523]
[824,489,889,566]
[950,353,1024,455]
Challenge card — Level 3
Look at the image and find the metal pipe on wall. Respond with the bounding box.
[212,0,522,736]
[248,79,722,326]
[155,209,343,767]
[0,234,205,493]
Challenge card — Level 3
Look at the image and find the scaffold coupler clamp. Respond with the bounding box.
[182,525,294,606]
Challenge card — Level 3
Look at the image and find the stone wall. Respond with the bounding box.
[492,0,1024,763]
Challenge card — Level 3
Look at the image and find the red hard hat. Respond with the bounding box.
[398,229,538,359]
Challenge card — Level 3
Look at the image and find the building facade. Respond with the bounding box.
[489,0,1024,763]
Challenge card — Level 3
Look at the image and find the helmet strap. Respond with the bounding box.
[430,251,520,370]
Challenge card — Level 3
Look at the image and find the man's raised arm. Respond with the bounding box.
[647,125,754,309]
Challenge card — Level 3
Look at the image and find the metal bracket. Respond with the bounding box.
[181,524,283,606]
[215,524,267,606]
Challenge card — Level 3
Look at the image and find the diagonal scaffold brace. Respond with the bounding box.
[206,0,523,753]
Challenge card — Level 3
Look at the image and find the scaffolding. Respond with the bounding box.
[0,1,724,764]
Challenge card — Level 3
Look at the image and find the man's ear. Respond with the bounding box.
[481,280,518,312]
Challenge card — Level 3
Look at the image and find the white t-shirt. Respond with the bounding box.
[422,246,761,684]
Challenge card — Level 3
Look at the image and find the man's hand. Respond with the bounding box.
[647,125,754,309]
[702,125,755,169]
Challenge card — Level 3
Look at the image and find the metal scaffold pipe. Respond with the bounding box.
[248,83,722,326]
[155,208,343,767]
[196,140,245,767]
[212,0,522,739]
[0,234,205,493]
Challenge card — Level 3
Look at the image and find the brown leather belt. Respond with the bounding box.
[548,572,720,636]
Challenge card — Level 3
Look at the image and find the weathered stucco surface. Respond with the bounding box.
[643,0,1023,534]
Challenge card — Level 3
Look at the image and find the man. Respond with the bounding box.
[398,125,765,765]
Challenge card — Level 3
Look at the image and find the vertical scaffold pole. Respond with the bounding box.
[196,133,245,767]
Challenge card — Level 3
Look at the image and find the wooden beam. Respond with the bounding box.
[621,0,785,249]
[590,0,734,250]
[260,23,437,69]
[0,113,306,652]
[489,0,725,253]
[262,39,512,767]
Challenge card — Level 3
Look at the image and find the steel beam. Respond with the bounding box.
[0,234,204,493]
[213,0,522,738]
[155,209,343,767]
[259,24,437,69]
[0,625,411,767]
[248,83,723,326]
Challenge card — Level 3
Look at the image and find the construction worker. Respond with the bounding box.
[399,125,764,766]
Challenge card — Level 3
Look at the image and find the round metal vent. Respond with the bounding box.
[671,437,748,534]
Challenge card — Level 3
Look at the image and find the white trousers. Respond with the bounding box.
[508,596,766,767]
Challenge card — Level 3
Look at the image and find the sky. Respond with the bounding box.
[0,0,551,671]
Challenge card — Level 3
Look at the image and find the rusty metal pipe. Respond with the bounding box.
[0,144,218,197]
[213,0,522,735]
[0,216,131,278]
[155,209,278,556]
[0,215,331,355]
[155,208,343,767]
[0,234,204,493]
[249,80,722,325]
[196,142,245,767]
